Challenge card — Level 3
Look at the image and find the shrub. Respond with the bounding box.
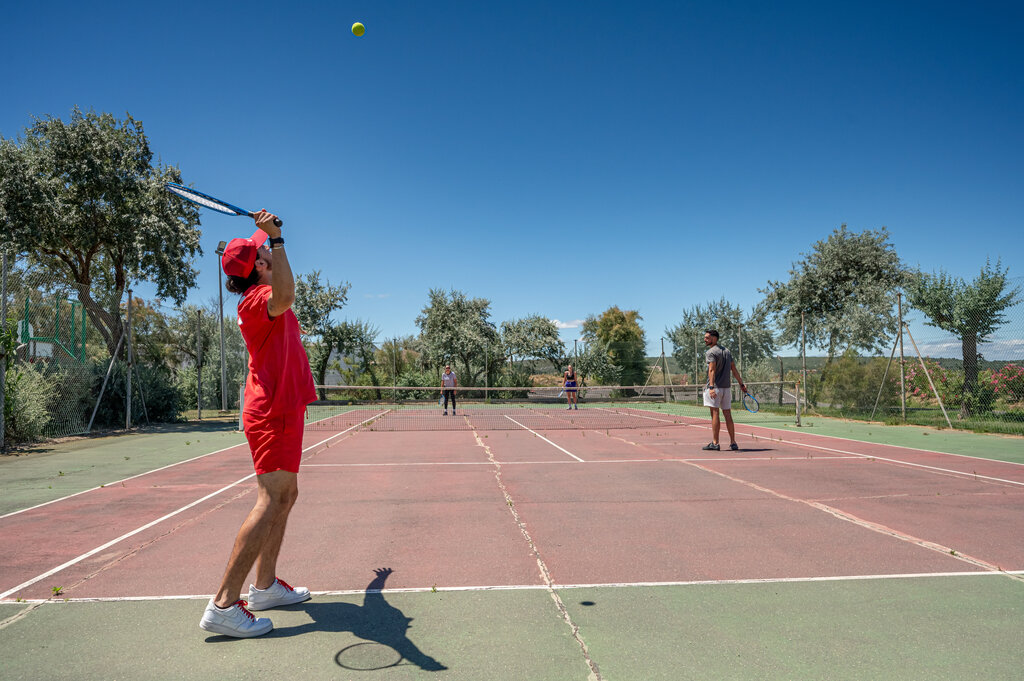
[991,364,1024,402]
[4,364,53,443]
[92,362,183,427]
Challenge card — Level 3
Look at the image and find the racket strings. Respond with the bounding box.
[166,185,241,215]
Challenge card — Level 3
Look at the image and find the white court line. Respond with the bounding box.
[304,458,676,468]
[503,416,584,462]
[0,420,374,601]
[7,569,1022,603]
[616,409,1024,488]
[302,456,865,468]
[0,412,385,523]
[625,405,1024,468]
[0,440,251,521]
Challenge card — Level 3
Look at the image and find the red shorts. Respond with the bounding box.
[243,408,306,475]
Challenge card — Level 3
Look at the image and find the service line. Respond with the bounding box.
[503,416,584,462]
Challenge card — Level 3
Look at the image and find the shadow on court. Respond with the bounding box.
[204,568,447,672]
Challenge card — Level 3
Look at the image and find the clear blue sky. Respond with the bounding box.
[3,0,1022,358]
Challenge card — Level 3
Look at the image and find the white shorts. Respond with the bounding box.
[703,386,732,410]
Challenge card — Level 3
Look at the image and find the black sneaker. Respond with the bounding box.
[729,443,739,451]
[702,443,720,451]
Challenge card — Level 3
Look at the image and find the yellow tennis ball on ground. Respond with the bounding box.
[352,22,365,37]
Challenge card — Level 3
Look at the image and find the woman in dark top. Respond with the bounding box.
[563,364,579,410]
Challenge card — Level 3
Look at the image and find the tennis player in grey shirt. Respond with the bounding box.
[702,329,747,451]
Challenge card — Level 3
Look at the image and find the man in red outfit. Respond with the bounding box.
[199,210,317,638]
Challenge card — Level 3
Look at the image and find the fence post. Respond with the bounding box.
[800,311,807,408]
[795,380,802,426]
[898,292,906,422]
[126,288,133,429]
[778,356,784,405]
[197,309,203,421]
[661,337,668,402]
[0,251,7,450]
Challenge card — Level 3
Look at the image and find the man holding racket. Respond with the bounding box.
[702,329,747,452]
[199,209,316,638]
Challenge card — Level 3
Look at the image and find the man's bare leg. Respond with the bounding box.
[213,470,298,607]
[253,485,298,590]
[709,407,720,444]
[723,409,736,445]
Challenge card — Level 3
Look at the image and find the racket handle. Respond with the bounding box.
[248,212,284,228]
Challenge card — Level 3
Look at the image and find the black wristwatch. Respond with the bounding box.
[268,236,285,248]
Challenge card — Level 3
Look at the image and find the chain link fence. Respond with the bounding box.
[1,249,109,443]
[797,291,1023,434]
[0,250,247,447]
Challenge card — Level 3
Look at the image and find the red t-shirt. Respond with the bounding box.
[237,284,316,417]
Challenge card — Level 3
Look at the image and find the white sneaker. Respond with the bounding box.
[199,599,272,638]
[247,577,311,610]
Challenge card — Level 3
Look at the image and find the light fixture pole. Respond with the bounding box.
[215,241,228,412]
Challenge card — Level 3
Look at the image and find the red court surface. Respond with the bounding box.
[2,413,1022,607]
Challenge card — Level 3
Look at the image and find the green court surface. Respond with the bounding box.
[568,575,1024,681]
[1,577,1022,680]
[771,417,1024,464]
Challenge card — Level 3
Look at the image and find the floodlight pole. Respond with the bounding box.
[216,241,228,412]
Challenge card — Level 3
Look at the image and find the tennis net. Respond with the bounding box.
[303,382,799,431]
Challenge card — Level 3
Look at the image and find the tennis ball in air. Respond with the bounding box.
[352,22,365,37]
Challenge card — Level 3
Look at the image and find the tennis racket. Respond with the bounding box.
[742,391,759,413]
[165,182,283,227]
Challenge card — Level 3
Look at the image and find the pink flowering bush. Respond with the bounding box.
[902,359,998,415]
[990,363,1024,402]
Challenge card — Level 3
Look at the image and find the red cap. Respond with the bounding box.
[221,229,270,278]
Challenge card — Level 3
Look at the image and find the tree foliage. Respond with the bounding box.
[415,288,500,385]
[332,319,380,387]
[0,108,202,357]
[761,225,906,363]
[905,259,1021,416]
[500,315,566,374]
[666,298,776,381]
[293,270,351,397]
[574,341,622,385]
[581,306,647,385]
